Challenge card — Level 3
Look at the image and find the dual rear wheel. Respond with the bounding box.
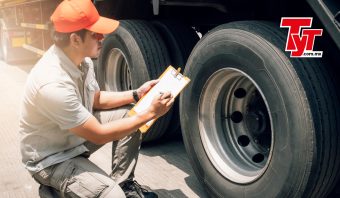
[97,19,340,197]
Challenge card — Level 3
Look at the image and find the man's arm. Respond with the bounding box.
[93,80,159,110]
[93,90,135,110]
[70,110,153,145]
[71,91,173,145]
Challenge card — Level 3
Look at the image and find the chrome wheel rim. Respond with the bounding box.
[199,67,273,184]
[105,48,132,91]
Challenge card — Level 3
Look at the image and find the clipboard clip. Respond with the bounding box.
[169,66,183,80]
[175,67,181,76]
[172,67,182,77]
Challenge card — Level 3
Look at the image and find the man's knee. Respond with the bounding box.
[64,158,124,197]
[33,157,125,198]
[38,180,125,198]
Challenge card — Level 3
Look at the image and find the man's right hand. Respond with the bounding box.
[148,91,174,119]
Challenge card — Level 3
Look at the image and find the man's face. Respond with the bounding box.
[79,31,104,58]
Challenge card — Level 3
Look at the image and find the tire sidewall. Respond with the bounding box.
[98,27,149,91]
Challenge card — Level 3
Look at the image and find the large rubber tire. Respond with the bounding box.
[97,20,172,142]
[180,21,340,197]
[152,20,199,138]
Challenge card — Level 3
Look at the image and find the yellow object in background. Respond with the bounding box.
[11,37,31,47]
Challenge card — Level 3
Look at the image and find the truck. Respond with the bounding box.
[1,0,339,197]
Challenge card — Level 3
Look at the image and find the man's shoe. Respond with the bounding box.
[119,179,158,198]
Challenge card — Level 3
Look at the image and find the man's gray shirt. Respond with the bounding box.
[19,45,100,173]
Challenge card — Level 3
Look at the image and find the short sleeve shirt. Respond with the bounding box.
[19,45,100,173]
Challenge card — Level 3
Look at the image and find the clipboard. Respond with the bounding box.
[128,65,190,133]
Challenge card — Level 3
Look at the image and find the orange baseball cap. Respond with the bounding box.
[51,0,119,34]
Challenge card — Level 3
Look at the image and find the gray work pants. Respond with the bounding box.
[33,105,142,198]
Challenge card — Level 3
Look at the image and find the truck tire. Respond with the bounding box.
[97,20,172,142]
[152,20,199,138]
[180,21,340,197]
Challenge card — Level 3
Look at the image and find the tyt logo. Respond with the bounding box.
[280,17,323,58]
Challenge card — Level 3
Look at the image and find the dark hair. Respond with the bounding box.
[50,24,88,48]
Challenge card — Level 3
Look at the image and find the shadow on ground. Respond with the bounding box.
[153,188,195,198]
[141,134,208,198]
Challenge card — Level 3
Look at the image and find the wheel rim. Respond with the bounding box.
[199,67,273,184]
[105,48,132,91]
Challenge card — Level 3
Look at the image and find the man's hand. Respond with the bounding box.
[136,80,159,99]
[147,91,174,119]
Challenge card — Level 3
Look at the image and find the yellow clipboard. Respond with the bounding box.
[128,65,190,133]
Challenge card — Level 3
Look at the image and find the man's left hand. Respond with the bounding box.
[136,79,159,98]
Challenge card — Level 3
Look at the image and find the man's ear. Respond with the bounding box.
[69,33,82,48]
